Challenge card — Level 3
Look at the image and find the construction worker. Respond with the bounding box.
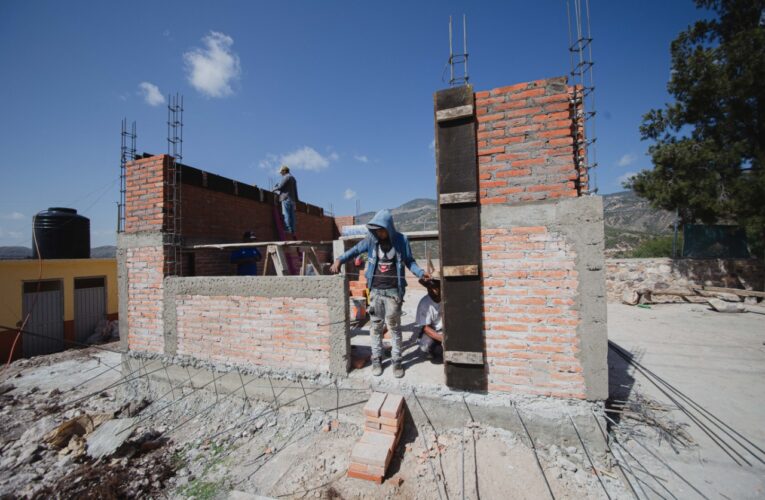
[329,209,430,378]
[230,231,262,276]
[274,165,298,236]
[415,275,443,360]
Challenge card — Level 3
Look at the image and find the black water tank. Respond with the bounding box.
[32,208,90,259]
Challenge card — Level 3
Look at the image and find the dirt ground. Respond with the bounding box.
[1,301,762,499]
[0,343,625,499]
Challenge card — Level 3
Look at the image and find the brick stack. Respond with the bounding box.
[348,392,404,483]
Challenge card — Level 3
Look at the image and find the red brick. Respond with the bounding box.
[496,168,531,178]
[380,394,404,419]
[347,468,383,483]
[364,392,387,418]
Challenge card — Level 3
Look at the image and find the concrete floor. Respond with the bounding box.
[607,302,765,499]
[349,289,446,387]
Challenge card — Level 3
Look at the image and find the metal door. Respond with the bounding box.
[22,280,64,357]
[74,277,106,343]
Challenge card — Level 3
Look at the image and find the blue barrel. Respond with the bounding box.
[32,207,90,259]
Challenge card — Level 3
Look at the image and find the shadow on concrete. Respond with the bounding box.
[606,340,637,425]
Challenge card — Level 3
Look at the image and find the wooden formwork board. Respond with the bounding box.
[434,85,486,391]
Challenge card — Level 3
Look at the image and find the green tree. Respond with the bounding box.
[626,0,765,254]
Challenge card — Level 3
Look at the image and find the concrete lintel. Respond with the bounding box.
[162,275,350,376]
[481,196,608,401]
[117,231,170,249]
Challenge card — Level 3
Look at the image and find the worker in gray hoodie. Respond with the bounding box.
[330,209,430,378]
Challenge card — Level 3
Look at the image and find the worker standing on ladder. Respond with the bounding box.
[274,165,298,237]
[330,209,430,378]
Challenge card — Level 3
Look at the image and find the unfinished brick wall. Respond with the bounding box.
[175,295,331,371]
[476,77,586,204]
[475,77,607,401]
[481,227,585,398]
[125,156,169,233]
[125,245,166,353]
[121,154,348,366]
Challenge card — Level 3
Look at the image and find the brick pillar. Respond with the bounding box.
[474,78,607,401]
[121,155,172,354]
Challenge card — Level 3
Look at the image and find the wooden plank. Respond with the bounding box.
[187,240,333,250]
[340,230,439,242]
[307,248,324,275]
[442,265,478,277]
[439,191,476,205]
[436,104,474,122]
[300,251,308,276]
[434,84,486,392]
[444,351,484,365]
[693,286,765,298]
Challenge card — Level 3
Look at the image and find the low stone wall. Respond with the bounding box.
[605,258,764,302]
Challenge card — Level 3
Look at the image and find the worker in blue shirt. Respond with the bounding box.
[230,231,262,275]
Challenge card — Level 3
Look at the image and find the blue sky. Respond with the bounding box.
[0,1,708,247]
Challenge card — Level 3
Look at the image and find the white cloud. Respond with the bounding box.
[429,139,435,150]
[260,147,337,172]
[344,189,357,200]
[184,31,241,98]
[138,82,165,106]
[617,153,636,167]
[354,155,369,163]
[617,171,637,186]
[2,212,25,220]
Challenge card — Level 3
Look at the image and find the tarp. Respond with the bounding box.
[682,224,750,258]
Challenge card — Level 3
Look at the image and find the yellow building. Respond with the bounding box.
[0,258,117,361]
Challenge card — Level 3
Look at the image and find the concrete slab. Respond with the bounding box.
[608,302,765,499]
[86,418,137,459]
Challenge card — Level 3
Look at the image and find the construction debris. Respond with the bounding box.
[707,298,746,313]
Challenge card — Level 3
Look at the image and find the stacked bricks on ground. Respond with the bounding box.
[475,77,608,401]
[349,392,405,483]
[119,154,349,374]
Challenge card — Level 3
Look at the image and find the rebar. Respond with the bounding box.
[514,403,555,500]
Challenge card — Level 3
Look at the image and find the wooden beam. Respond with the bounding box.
[306,248,324,275]
[187,240,333,250]
[439,191,477,205]
[340,230,439,242]
[436,104,474,122]
[693,286,765,298]
[444,351,484,365]
[442,265,479,277]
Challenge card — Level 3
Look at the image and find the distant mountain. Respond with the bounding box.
[352,192,674,258]
[0,246,32,259]
[91,246,116,258]
[0,246,117,260]
[603,191,675,235]
[356,198,438,232]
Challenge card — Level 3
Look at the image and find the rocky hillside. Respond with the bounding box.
[355,192,673,258]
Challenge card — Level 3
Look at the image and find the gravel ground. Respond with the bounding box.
[0,344,630,499]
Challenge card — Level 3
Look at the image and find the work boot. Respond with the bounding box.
[393,362,404,379]
[372,358,383,376]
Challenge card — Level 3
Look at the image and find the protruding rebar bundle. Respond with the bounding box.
[448,15,469,86]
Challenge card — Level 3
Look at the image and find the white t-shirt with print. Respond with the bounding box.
[415,295,442,332]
